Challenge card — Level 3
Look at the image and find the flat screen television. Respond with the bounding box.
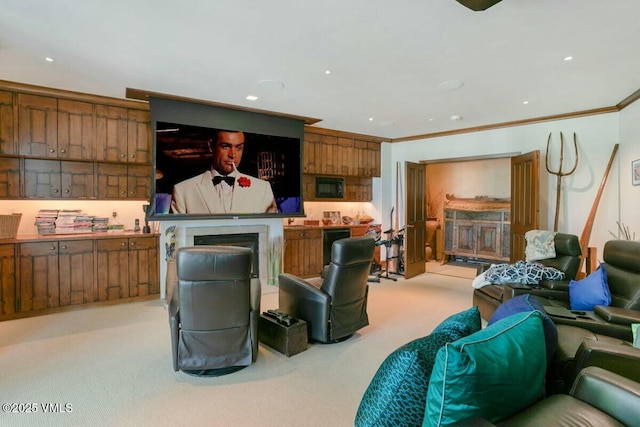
[147,97,305,221]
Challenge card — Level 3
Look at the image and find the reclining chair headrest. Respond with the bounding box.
[177,246,253,281]
[331,236,376,265]
[554,233,581,256]
[604,240,640,274]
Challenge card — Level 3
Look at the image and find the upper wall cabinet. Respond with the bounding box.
[95,105,151,164]
[0,91,15,155]
[303,129,382,177]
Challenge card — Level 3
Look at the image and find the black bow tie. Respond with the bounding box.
[213,176,235,186]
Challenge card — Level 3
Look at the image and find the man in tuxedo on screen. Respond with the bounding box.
[170,130,278,214]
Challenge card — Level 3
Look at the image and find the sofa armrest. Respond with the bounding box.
[278,273,330,340]
[568,340,640,388]
[594,305,640,326]
[570,366,640,426]
[168,288,180,371]
[539,279,570,292]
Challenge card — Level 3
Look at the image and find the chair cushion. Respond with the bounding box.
[569,264,611,311]
[525,230,557,261]
[355,306,481,427]
[484,260,565,285]
[488,294,558,366]
[424,310,547,426]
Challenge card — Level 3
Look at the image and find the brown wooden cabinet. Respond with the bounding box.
[96,236,159,302]
[57,99,95,160]
[303,129,382,177]
[24,159,95,199]
[444,208,510,262]
[18,93,58,158]
[0,156,20,198]
[0,91,15,155]
[97,162,150,199]
[0,243,16,316]
[96,105,151,164]
[18,239,95,313]
[283,228,322,278]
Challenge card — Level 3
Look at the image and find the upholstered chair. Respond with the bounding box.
[279,236,375,343]
[169,246,260,376]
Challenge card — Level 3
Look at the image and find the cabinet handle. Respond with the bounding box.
[61,245,67,250]
[49,148,55,153]
[120,153,126,158]
[120,190,126,195]
[130,242,136,247]
[50,246,56,250]
[121,242,127,247]
[60,149,66,153]
[129,190,135,195]
[64,189,70,193]
[130,154,135,159]
[53,189,59,193]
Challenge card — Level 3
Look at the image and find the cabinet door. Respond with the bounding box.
[368,142,381,177]
[18,94,58,157]
[19,241,59,311]
[0,244,16,316]
[0,90,16,155]
[61,161,95,198]
[128,236,159,297]
[127,164,151,199]
[0,157,20,198]
[57,99,94,160]
[475,222,502,259]
[453,221,476,256]
[96,238,129,301]
[303,134,320,174]
[95,104,128,162]
[24,158,62,198]
[97,163,127,198]
[283,229,322,278]
[58,240,95,306]
[127,109,151,164]
[321,135,338,175]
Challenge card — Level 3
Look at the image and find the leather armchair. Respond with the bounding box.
[532,239,640,342]
[169,246,261,376]
[454,366,640,427]
[473,232,581,320]
[278,236,375,343]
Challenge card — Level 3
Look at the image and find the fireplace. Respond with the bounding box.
[182,225,269,285]
[194,233,259,278]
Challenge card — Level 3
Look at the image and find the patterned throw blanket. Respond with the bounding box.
[472,260,565,289]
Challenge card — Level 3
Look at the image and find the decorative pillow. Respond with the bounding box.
[525,230,557,261]
[424,311,546,427]
[484,261,564,285]
[355,307,481,427]
[569,264,611,311]
[488,294,557,366]
[632,324,640,349]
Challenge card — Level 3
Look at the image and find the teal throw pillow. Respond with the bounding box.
[424,310,546,427]
[569,264,611,311]
[488,294,557,367]
[355,306,481,427]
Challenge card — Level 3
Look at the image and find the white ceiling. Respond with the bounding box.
[2,0,639,140]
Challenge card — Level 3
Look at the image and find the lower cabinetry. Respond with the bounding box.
[0,234,159,321]
[444,208,510,262]
[283,228,323,279]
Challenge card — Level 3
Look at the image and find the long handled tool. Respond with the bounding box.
[545,132,578,231]
[577,143,619,274]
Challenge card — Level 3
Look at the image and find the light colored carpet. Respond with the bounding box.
[0,273,474,427]
[424,260,479,279]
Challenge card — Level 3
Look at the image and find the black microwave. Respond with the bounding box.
[315,177,344,199]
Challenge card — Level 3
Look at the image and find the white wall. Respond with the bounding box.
[381,112,626,258]
[619,100,640,240]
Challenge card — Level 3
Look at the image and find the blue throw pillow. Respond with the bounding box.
[488,294,558,366]
[569,264,611,311]
[355,306,481,427]
[424,311,547,427]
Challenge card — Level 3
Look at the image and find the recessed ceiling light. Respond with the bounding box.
[450,115,463,121]
[257,80,284,90]
[45,57,54,62]
[437,80,464,91]
[523,100,529,105]
[428,118,434,122]
[246,95,258,101]
[564,56,573,61]
[325,70,331,75]
[368,117,374,122]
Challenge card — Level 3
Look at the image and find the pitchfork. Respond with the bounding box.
[545,132,578,231]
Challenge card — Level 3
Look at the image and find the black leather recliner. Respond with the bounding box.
[473,232,582,320]
[169,246,261,376]
[278,235,375,343]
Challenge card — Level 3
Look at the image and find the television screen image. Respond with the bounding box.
[152,121,303,219]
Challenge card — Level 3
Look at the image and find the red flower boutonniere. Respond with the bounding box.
[238,177,251,188]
